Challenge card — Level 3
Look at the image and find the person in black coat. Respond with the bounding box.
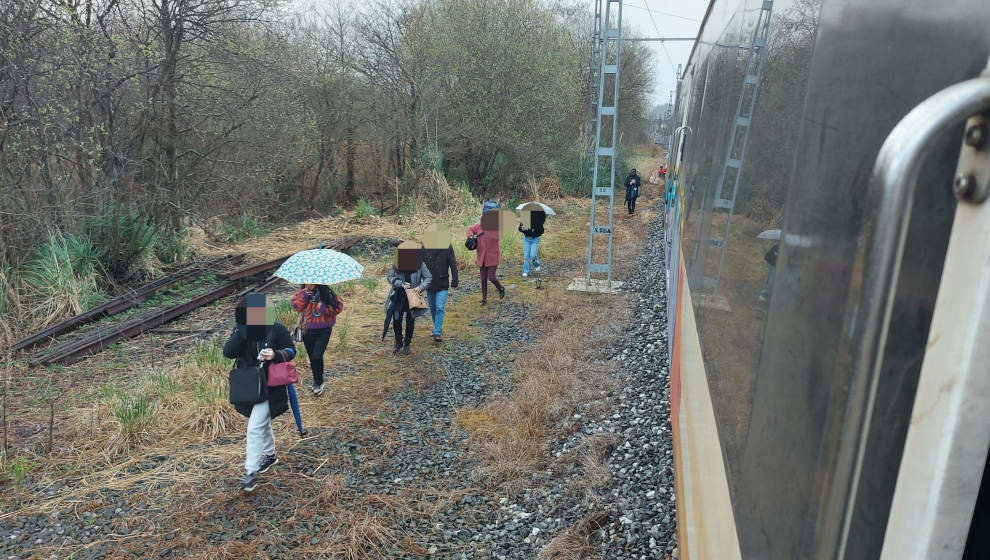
[422,226,459,343]
[625,169,642,215]
[223,292,296,492]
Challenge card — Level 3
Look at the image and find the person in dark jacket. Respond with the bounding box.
[422,225,458,343]
[290,284,344,396]
[518,207,546,277]
[385,241,432,355]
[760,242,779,301]
[222,292,296,492]
[625,169,642,215]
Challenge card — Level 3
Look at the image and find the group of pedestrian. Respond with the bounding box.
[225,199,556,492]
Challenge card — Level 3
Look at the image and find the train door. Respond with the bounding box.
[879,65,990,558]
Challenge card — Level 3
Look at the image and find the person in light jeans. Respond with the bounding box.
[422,225,459,343]
[518,208,546,277]
[222,292,296,492]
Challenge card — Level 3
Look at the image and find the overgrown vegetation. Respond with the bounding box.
[0,0,654,278]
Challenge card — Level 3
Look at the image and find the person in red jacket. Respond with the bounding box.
[290,284,343,396]
[466,209,505,306]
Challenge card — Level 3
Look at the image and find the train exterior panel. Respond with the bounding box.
[664,0,990,558]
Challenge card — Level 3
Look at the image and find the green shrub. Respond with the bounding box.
[155,229,190,264]
[355,198,376,219]
[21,233,105,320]
[193,339,227,375]
[113,393,153,429]
[217,213,266,243]
[3,456,36,486]
[146,369,178,398]
[86,207,160,281]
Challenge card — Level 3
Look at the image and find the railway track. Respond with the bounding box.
[22,237,372,367]
[11,254,245,353]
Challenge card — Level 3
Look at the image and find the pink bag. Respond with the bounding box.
[267,350,299,387]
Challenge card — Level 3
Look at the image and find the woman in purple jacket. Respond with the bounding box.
[291,284,344,396]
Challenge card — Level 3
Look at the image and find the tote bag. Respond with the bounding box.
[404,287,428,309]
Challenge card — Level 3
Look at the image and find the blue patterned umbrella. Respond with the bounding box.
[273,249,364,285]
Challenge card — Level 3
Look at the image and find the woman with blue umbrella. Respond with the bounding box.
[273,249,364,432]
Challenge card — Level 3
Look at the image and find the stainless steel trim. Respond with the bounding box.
[839,72,990,558]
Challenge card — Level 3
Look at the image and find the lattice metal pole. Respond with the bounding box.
[702,0,774,294]
[585,0,623,287]
[584,0,604,171]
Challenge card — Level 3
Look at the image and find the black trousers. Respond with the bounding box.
[627,197,637,214]
[393,307,415,346]
[302,327,332,385]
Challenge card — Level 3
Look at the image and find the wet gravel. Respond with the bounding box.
[1,205,675,559]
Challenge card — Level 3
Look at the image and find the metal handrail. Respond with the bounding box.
[838,72,990,557]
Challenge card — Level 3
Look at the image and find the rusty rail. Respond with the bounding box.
[30,281,240,367]
[12,254,244,353]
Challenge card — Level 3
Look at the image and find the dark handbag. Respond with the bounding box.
[465,231,484,251]
[229,364,267,405]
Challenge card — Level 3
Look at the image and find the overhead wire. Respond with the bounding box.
[622,3,700,22]
[629,0,679,75]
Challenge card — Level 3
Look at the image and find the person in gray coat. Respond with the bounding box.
[385,240,432,355]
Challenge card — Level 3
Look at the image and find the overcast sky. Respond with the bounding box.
[289,0,710,107]
[620,0,709,106]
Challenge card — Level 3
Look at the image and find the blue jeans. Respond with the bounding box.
[522,236,541,275]
[426,289,448,336]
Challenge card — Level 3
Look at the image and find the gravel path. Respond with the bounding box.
[1,205,676,559]
[465,201,677,559]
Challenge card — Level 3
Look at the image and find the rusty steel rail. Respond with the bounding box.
[12,254,245,353]
[29,281,241,367]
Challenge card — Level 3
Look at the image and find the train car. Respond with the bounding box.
[663,0,990,558]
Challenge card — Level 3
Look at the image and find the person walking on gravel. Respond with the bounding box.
[518,208,545,278]
[385,241,432,355]
[422,225,458,343]
[466,207,505,305]
[625,168,642,215]
[291,284,343,396]
[223,293,296,493]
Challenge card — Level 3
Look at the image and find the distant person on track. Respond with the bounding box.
[625,168,642,215]
[290,284,343,396]
[223,292,296,493]
[466,206,505,306]
[518,209,545,277]
[422,225,458,343]
[385,241,432,355]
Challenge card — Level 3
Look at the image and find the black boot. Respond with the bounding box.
[402,345,411,356]
[392,343,401,355]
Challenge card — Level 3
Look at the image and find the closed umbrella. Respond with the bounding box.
[273,249,364,286]
[515,201,556,215]
[287,384,305,437]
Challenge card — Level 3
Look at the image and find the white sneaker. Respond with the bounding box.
[534,263,541,272]
[522,272,528,277]
[311,383,324,396]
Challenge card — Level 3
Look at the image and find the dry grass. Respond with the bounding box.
[0,149,672,557]
[539,510,611,560]
[525,175,565,201]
